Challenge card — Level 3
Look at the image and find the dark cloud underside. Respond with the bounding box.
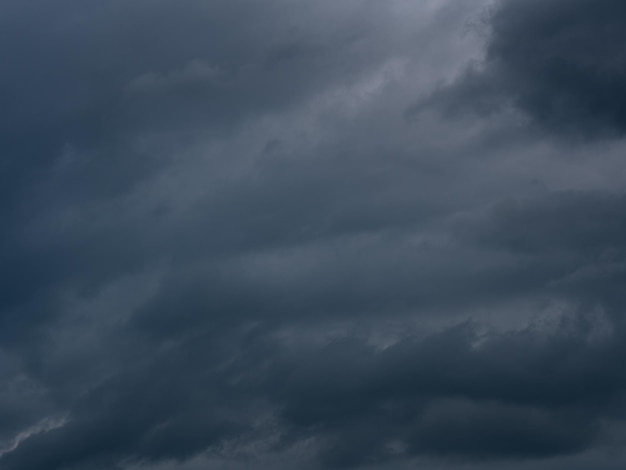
[2,1,626,470]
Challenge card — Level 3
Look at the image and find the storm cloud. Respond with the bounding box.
[2,1,626,469]
[422,0,626,137]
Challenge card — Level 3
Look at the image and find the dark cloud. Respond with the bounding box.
[486,0,626,136]
[260,317,625,467]
[2,1,626,470]
[417,0,626,138]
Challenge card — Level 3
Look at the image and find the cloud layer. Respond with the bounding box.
[2,1,626,469]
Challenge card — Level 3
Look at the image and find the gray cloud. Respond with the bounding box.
[418,0,626,138]
[2,1,626,469]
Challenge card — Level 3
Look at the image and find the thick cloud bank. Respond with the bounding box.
[427,0,626,137]
[2,1,626,469]
[488,0,626,135]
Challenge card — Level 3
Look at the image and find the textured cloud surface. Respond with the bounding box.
[2,1,626,469]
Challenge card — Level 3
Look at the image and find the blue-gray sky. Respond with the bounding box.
[2,1,626,469]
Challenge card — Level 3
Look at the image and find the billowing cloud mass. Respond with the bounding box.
[423,0,626,138]
[2,0,626,469]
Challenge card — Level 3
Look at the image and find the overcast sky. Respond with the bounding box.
[2,1,626,469]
